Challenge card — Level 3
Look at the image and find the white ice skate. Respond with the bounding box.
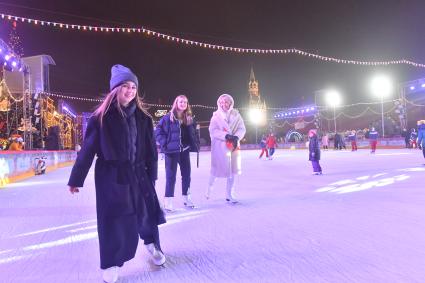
[163,197,174,212]
[226,196,239,204]
[145,243,166,266]
[102,266,119,283]
[183,194,195,208]
[205,186,213,199]
[225,187,239,204]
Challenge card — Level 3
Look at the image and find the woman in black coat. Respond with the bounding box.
[308,129,322,175]
[68,65,166,283]
[155,95,200,211]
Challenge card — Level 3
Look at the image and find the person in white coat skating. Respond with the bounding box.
[206,94,246,203]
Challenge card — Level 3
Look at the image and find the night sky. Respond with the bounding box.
[1,0,425,116]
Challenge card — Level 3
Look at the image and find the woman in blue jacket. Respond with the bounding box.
[155,95,200,211]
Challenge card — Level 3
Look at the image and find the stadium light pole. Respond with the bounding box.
[325,90,341,133]
[371,76,392,138]
[249,107,266,143]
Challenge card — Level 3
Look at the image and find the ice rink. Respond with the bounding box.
[1,148,425,283]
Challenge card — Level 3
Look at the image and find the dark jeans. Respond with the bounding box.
[351,141,357,151]
[269,148,275,156]
[311,160,322,172]
[370,140,377,152]
[259,148,268,158]
[165,150,191,197]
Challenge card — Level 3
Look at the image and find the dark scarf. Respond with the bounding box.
[123,102,137,163]
[100,101,153,163]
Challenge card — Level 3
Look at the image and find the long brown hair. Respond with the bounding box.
[170,95,193,125]
[92,84,149,126]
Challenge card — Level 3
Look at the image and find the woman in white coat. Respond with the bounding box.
[207,94,246,203]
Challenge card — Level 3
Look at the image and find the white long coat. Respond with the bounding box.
[209,107,246,178]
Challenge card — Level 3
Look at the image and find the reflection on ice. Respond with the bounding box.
[15,219,96,237]
[398,167,425,172]
[356,175,370,181]
[316,170,412,194]
[4,180,67,188]
[0,255,30,264]
[0,209,209,265]
[329,179,356,186]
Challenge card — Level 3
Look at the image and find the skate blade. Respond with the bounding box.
[184,204,196,209]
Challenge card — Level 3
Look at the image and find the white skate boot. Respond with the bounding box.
[225,187,238,204]
[183,194,195,208]
[205,186,213,199]
[102,266,119,283]
[163,197,174,212]
[145,243,166,266]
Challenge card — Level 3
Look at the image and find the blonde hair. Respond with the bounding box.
[92,84,148,126]
[170,95,193,125]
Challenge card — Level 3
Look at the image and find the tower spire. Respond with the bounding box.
[249,66,256,81]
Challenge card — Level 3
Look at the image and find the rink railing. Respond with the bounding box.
[0,138,407,187]
[201,137,407,151]
[0,150,77,188]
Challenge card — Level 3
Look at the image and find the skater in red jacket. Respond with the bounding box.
[266,133,278,160]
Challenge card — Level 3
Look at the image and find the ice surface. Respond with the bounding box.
[1,149,425,282]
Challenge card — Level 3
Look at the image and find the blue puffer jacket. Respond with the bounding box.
[155,113,200,154]
[309,135,321,161]
[368,130,379,140]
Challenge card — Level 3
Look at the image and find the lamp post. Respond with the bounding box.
[249,107,266,143]
[371,76,392,138]
[325,90,341,133]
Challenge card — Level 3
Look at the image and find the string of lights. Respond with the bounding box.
[367,105,397,115]
[274,118,315,128]
[316,99,400,109]
[2,12,425,67]
[40,91,422,114]
[405,98,425,107]
[41,91,102,102]
[40,91,219,109]
[0,80,24,102]
[319,105,398,121]
[319,108,369,121]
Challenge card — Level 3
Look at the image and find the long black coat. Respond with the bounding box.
[68,104,165,269]
[309,135,321,161]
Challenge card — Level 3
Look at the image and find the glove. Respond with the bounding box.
[225,134,233,141]
[225,134,238,151]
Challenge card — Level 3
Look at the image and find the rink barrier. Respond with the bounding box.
[0,150,77,187]
[0,138,406,187]
[200,138,406,151]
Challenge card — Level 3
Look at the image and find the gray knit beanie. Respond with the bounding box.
[109,64,138,90]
